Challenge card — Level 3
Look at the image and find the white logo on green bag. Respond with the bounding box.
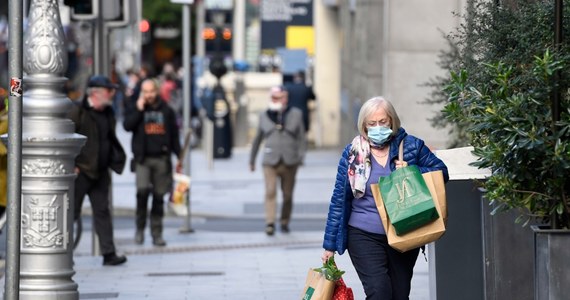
[303,287,315,299]
[396,177,413,203]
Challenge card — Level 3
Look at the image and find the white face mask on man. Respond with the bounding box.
[268,101,283,111]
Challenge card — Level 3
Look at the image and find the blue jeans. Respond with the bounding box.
[347,226,420,300]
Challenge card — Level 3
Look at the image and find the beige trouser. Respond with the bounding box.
[263,162,299,226]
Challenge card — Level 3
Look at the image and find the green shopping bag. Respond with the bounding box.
[378,142,439,235]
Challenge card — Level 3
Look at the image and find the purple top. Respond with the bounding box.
[348,157,391,234]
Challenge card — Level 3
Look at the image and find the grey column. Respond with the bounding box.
[180,3,194,233]
[232,0,245,61]
[18,0,86,299]
[196,0,205,57]
[232,0,248,147]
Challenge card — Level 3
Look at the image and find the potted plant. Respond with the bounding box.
[444,49,570,300]
[444,50,570,229]
[432,1,570,298]
[443,37,570,300]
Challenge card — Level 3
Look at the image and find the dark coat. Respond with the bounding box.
[322,128,449,254]
[122,98,181,162]
[68,98,126,179]
[284,82,315,131]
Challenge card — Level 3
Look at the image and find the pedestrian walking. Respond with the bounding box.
[124,69,140,100]
[321,96,449,299]
[123,78,182,246]
[249,86,306,236]
[159,72,182,118]
[68,75,127,266]
[284,71,316,133]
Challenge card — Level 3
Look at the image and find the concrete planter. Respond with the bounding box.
[532,225,570,300]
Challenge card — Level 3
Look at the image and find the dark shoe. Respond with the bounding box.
[150,215,166,246]
[103,253,127,266]
[281,224,290,233]
[265,224,275,236]
[152,237,167,247]
[135,230,144,245]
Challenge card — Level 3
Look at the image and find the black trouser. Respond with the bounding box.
[135,189,165,230]
[74,171,116,255]
[347,226,419,300]
[134,156,170,231]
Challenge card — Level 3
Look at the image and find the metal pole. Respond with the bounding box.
[200,5,214,169]
[180,3,194,233]
[232,0,245,62]
[206,117,214,170]
[4,0,23,298]
[196,0,205,57]
[94,0,106,76]
[232,0,248,147]
[553,0,562,124]
[13,0,85,298]
[136,0,143,65]
[91,0,106,256]
[551,0,563,229]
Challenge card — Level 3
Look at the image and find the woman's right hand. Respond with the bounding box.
[321,250,334,263]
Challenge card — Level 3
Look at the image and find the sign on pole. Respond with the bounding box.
[205,0,232,9]
[260,0,314,55]
[170,0,195,4]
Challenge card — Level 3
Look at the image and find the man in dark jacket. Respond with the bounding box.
[123,79,182,246]
[284,71,316,133]
[68,75,127,266]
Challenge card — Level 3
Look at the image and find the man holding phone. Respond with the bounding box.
[123,79,182,246]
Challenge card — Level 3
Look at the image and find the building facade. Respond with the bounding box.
[314,0,466,149]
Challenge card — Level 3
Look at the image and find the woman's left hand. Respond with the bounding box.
[395,160,408,169]
[321,250,334,263]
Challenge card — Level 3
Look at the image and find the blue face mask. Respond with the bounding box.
[367,126,393,145]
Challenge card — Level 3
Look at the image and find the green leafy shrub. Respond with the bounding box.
[443,50,570,228]
[426,0,570,147]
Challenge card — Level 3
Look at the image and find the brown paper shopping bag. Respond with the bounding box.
[372,170,447,253]
[300,269,335,300]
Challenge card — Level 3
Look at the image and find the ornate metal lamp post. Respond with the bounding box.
[14,0,84,298]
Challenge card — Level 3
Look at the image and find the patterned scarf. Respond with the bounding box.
[348,135,372,198]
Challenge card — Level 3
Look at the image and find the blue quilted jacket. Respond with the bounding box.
[322,128,449,254]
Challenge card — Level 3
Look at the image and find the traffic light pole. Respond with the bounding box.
[4,0,23,297]
[93,0,108,77]
[180,2,194,233]
[91,0,107,257]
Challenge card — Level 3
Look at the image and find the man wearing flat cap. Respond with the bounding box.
[68,75,127,266]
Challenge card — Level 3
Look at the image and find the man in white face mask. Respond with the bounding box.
[249,85,306,236]
[68,75,128,266]
[267,86,287,111]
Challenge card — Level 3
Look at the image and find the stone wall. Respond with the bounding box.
[315,0,467,149]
